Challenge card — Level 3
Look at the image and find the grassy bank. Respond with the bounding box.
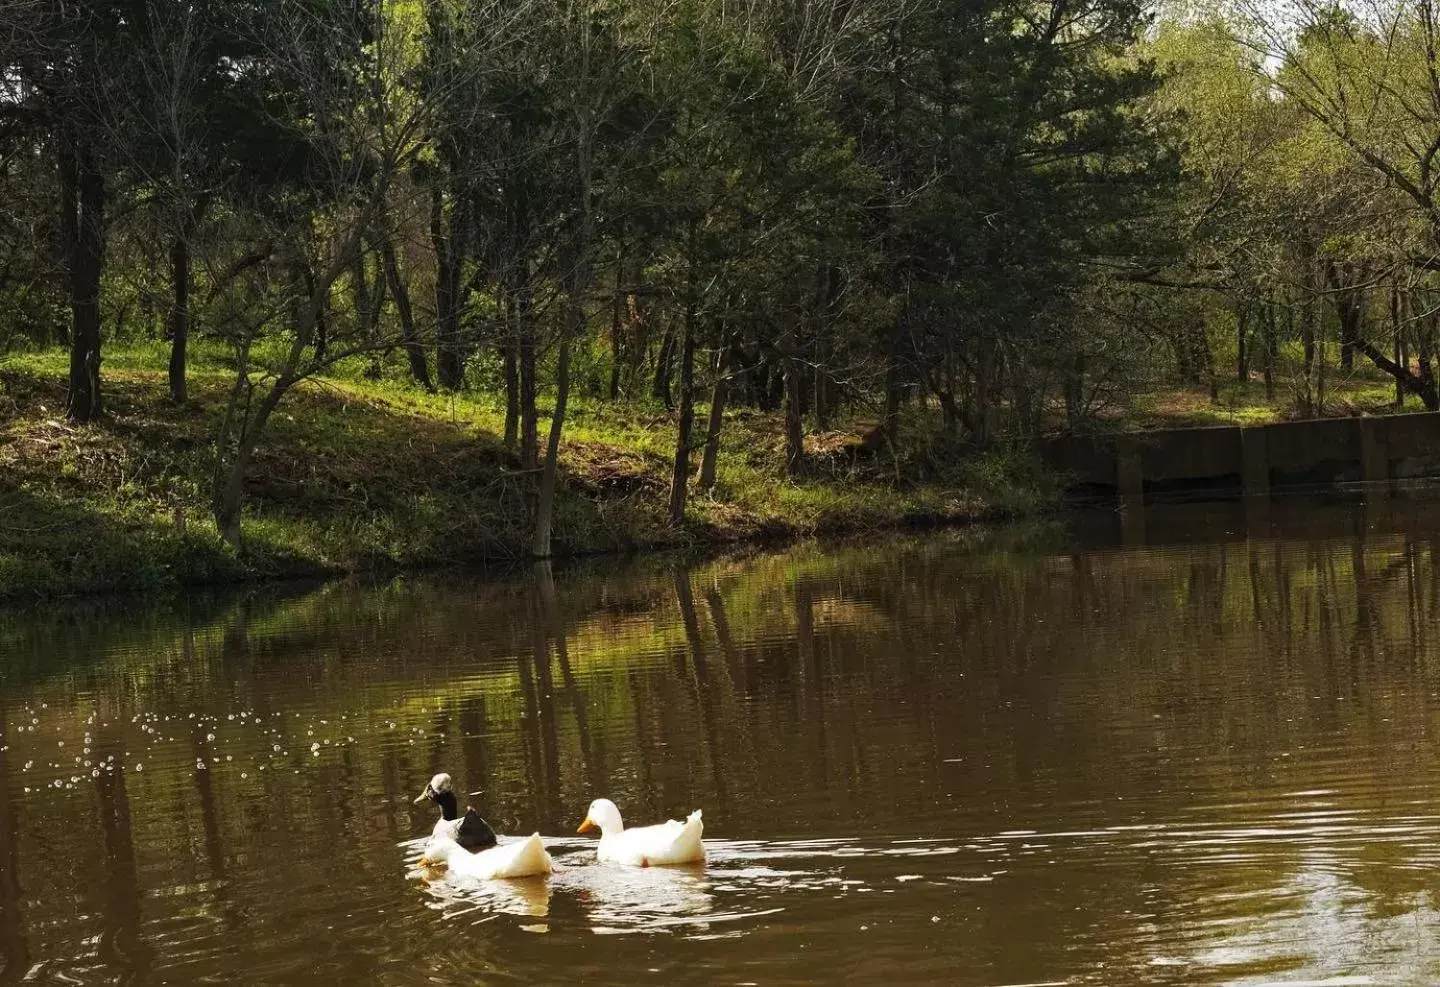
[0,348,1053,600]
[1106,355,1426,431]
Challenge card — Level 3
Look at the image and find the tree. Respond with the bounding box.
[8,1,143,422]
[207,0,535,547]
[845,0,1175,446]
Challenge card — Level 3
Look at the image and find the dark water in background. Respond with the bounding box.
[4,498,1440,985]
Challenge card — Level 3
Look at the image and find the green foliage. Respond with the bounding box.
[0,0,1196,565]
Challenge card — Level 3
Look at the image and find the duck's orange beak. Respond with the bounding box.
[577,816,597,834]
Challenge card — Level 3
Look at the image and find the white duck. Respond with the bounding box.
[418,831,554,881]
[576,798,705,867]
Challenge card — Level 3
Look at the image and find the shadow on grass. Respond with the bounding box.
[0,369,684,597]
[0,480,335,602]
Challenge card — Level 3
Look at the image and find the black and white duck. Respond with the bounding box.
[414,772,553,880]
[413,773,498,851]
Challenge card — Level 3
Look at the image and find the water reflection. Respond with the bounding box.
[0,717,26,984]
[94,740,151,980]
[8,502,1440,981]
[568,860,715,934]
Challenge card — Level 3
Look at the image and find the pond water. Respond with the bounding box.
[5,498,1440,985]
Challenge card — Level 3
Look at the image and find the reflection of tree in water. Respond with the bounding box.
[14,505,1440,979]
[530,612,563,825]
[673,571,728,806]
[190,719,226,879]
[94,743,152,979]
[0,716,27,982]
[456,698,491,819]
[538,562,603,793]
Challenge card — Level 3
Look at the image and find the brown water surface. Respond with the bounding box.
[3,500,1440,985]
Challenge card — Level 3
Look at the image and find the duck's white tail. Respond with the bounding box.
[497,833,553,878]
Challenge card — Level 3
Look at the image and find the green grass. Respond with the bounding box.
[1109,362,1429,431]
[0,347,1052,600]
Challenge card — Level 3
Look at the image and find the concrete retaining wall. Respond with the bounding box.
[1041,412,1440,502]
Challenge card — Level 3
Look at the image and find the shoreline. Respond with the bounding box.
[0,355,1053,602]
[0,502,1035,605]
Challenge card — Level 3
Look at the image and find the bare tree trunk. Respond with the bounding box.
[652,322,676,410]
[534,10,593,558]
[503,297,520,449]
[213,375,293,548]
[1419,300,1437,404]
[937,380,959,431]
[519,277,538,470]
[812,266,839,432]
[352,249,373,332]
[1263,295,1277,401]
[432,186,468,390]
[813,369,830,432]
[1326,262,1366,377]
[608,254,624,400]
[61,138,104,423]
[973,336,997,445]
[354,248,387,378]
[881,303,908,449]
[379,238,434,391]
[1205,333,1219,404]
[627,293,649,384]
[784,353,805,476]
[1329,276,1439,410]
[1064,352,1084,428]
[1393,286,1406,407]
[1236,300,1249,383]
[213,440,254,548]
[698,345,730,491]
[533,322,574,557]
[302,262,329,364]
[212,218,365,547]
[167,233,190,404]
[668,234,698,525]
[1302,297,1316,379]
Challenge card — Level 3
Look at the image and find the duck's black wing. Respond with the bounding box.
[457,808,498,852]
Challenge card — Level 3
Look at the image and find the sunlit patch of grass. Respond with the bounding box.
[1115,365,1433,432]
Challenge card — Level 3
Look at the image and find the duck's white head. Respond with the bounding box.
[577,798,623,835]
[413,772,453,804]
